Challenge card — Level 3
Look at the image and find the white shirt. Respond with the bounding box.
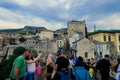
[27,60,36,72]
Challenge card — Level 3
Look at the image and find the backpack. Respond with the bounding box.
[96,60,103,70]
[57,70,72,80]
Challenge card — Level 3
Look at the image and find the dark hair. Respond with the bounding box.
[75,56,84,67]
[57,57,69,70]
[59,50,65,56]
[104,54,109,58]
[25,53,34,60]
[91,58,94,60]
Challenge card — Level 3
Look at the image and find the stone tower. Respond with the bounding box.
[67,20,87,38]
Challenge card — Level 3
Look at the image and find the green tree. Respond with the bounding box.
[0,46,26,80]
[19,36,26,43]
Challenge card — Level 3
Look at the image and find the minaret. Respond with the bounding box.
[94,24,96,32]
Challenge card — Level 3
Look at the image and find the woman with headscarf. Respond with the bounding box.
[44,54,54,80]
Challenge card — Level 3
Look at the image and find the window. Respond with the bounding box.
[85,52,88,58]
[104,36,106,41]
[99,45,103,51]
[60,41,62,43]
[100,52,102,56]
[91,37,93,39]
[108,36,111,41]
[119,36,120,41]
[94,52,97,55]
[119,45,120,50]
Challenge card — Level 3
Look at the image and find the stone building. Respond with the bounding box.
[73,38,94,59]
[67,20,87,38]
[39,30,53,40]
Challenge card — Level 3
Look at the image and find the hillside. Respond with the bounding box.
[0,26,47,33]
[53,28,67,33]
[0,26,67,34]
[0,28,23,33]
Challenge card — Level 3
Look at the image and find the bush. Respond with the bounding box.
[19,36,26,43]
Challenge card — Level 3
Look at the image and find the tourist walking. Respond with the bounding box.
[55,52,66,71]
[52,57,75,80]
[90,58,96,80]
[74,56,92,80]
[44,54,54,80]
[96,54,114,80]
[9,48,29,80]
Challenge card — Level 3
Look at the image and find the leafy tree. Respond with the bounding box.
[0,46,26,80]
[19,36,26,43]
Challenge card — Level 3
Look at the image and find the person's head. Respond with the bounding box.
[87,59,90,62]
[36,60,40,66]
[25,52,34,60]
[22,50,30,58]
[91,58,94,62]
[46,54,53,65]
[59,51,65,57]
[57,57,69,70]
[104,54,110,60]
[75,56,84,67]
[48,54,53,58]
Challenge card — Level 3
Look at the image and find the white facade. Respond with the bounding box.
[69,33,83,47]
[95,44,110,59]
[39,30,53,40]
[91,39,110,61]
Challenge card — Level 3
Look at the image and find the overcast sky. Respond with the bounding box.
[0,0,120,32]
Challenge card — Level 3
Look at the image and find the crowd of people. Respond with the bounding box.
[9,48,120,80]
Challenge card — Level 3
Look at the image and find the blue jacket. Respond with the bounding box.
[74,67,92,80]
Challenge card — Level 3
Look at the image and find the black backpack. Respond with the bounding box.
[96,60,103,70]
